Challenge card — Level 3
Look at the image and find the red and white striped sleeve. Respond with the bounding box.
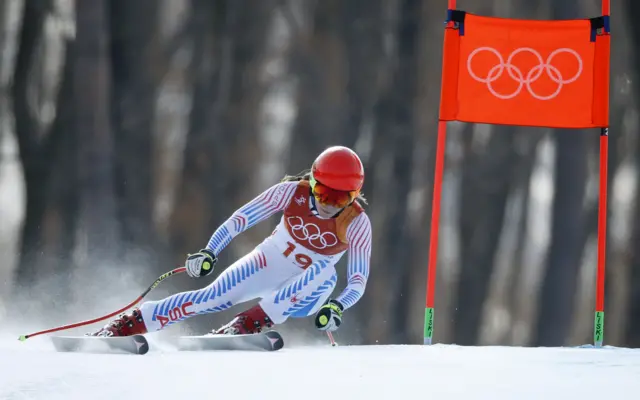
[205,181,299,256]
[335,212,372,310]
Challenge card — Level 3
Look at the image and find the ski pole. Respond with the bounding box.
[18,267,186,341]
[326,331,337,347]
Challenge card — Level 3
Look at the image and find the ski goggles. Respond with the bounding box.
[309,175,359,208]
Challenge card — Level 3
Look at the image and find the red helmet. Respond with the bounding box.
[310,146,364,192]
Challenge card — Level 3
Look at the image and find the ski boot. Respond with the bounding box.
[210,304,274,335]
[88,308,148,337]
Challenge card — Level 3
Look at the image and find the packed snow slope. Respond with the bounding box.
[1,331,639,400]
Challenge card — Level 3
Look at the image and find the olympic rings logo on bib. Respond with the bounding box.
[287,217,338,249]
[467,47,583,100]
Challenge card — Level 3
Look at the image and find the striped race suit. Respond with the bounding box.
[139,180,372,331]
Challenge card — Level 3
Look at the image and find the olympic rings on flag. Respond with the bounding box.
[467,47,583,100]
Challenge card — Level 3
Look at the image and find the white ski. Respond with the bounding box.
[176,330,284,352]
[50,334,149,355]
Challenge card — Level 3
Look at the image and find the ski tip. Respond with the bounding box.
[18,335,27,342]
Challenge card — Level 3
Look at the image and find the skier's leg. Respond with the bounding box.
[209,259,338,335]
[259,260,338,325]
[140,245,301,332]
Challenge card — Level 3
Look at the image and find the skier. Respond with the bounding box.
[90,145,372,337]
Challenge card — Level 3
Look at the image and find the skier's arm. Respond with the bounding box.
[334,213,372,310]
[205,181,299,256]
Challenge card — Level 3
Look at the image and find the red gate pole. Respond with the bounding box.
[424,0,457,345]
[594,0,610,348]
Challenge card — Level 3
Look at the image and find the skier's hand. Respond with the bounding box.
[185,249,217,278]
[314,300,343,332]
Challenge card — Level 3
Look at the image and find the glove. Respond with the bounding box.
[185,249,217,278]
[314,300,343,332]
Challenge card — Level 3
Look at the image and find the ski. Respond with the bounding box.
[50,334,149,355]
[176,330,284,352]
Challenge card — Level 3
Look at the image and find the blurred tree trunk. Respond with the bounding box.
[0,0,7,72]
[339,0,386,145]
[12,1,78,319]
[287,0,347,172]
[624,0,640,348]
[626,137,640,347]
[109,0,162,277]
[603,104,627,344]
[532,129,587,347]
[381,0,421,344]
[532,0,588,347]
[12,0,51,286]
[0,0,9,161]
[453,126,517,345]
[169,0,223,266]
[286,0,387,172]
[504,131,543,344]
[74,0,120,267]
[41,38,79,306]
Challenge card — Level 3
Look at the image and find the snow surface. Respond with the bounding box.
[1,331,639,400]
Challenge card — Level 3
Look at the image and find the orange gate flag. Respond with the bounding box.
[439,11,610,128]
